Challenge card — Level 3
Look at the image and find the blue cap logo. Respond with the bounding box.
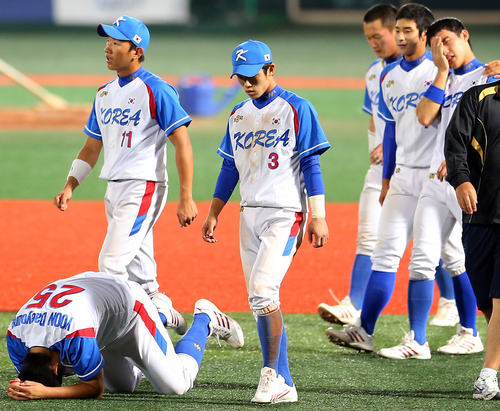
[231,40,273,78]
[97,15,150,52]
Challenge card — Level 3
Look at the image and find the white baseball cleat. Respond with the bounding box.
[194,299,244,348]
[429,297,459,327]
[151,292,187,335]
[437,324,484,354]
[318,296,360,325]
[474,374,500,400]
[377,330,431,360]
[325,319,374,352]
[251,367,297,404]
[276,376,298,403]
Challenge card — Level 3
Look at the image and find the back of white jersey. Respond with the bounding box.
[8,272,134,350]
[430,60,489,171]
[378,52,438,168]
[218,86,330,212]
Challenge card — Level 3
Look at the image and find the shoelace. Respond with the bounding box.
[257,373,274,392]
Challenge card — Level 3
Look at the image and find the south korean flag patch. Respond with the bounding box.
[272,117,281,126]
[133,34,142,44]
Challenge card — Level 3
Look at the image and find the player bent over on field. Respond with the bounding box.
[53,16,197,335]
[6,271,243,400]
[201,40,330,404]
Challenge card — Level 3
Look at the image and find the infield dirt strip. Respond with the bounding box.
[0,200,426,314]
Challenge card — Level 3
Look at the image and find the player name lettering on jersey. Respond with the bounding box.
[388,92,425,112]
[443,92,463,109]
[99,107,142,127]
[10,310,74,331]
[233,129,290,151]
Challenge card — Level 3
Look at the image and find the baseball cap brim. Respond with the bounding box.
[231,63,265,78]
[97,24,130,41]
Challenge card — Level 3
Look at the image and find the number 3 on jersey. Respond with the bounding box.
[268,152,279,169]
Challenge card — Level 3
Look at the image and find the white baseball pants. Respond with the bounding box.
[102,282,199,395]
[239,207,306,313]
[99,180,168,294]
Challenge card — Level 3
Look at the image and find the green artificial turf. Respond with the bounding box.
[0,312,492,410]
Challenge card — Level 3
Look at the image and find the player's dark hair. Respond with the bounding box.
[18,352,63,387]
[396,3,434,35]
[262,63,272,74]
[426,17,471,48]
[363,3,398,29]
[129,42,145,63]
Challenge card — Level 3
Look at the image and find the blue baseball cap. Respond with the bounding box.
[97,16,150,52]
[231,40,273,78]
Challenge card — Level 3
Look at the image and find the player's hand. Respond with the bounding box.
[379,178,390,206]
[177,198,198,227]
[53,185,74,211]
[370,144,383,165]
[308,218,329,248]
[484,60,500,78]
[8,380,47,400]
[456,182,477,214]
[437,160,447,181]
[430,37,449,73]
[202,216,218,243]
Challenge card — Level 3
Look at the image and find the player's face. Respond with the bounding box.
[236,64,276,99]
[363,19,398,60]
[104,37,140,76]
[395,19,427,61]
[432,29,472,70]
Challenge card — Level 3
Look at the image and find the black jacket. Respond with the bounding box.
[445,80,500,224]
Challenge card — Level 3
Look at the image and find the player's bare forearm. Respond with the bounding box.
[370,144,383,165]
[417,37,448,127]
[177,198,198,228]
[437,160,447,181]
[8,372,104,400]
[484,60,500,78]
[202,197,226,243]
[169,126,196,226]
[308,218,329,248]
[456,182,477,214]
[53,177,78,211]
[76,137,103,168]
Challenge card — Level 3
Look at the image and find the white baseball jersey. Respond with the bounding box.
[7,271,201,395]
[378,51,438,168]
[363,55,401,151]
[430,59,489,172]
[217,85,330,212]
[7,272,138,379]
[84,66,191,182]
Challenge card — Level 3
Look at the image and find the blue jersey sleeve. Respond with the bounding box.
[217,123,235,160]
[301,154,325,196]
[363,86,373,115]
[286,95,330,158]
[7,332,29,374]
[382,123,397,179]
[213,158,239,202]
[84,100,102,140]
[55,335,104,381]
[148,80,192,135]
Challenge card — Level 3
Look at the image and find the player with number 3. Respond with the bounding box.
[201,40,330,404]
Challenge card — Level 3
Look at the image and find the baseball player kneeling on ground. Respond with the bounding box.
[201,40,330,404]
[6,271,244,400]
[53,16,197,335]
